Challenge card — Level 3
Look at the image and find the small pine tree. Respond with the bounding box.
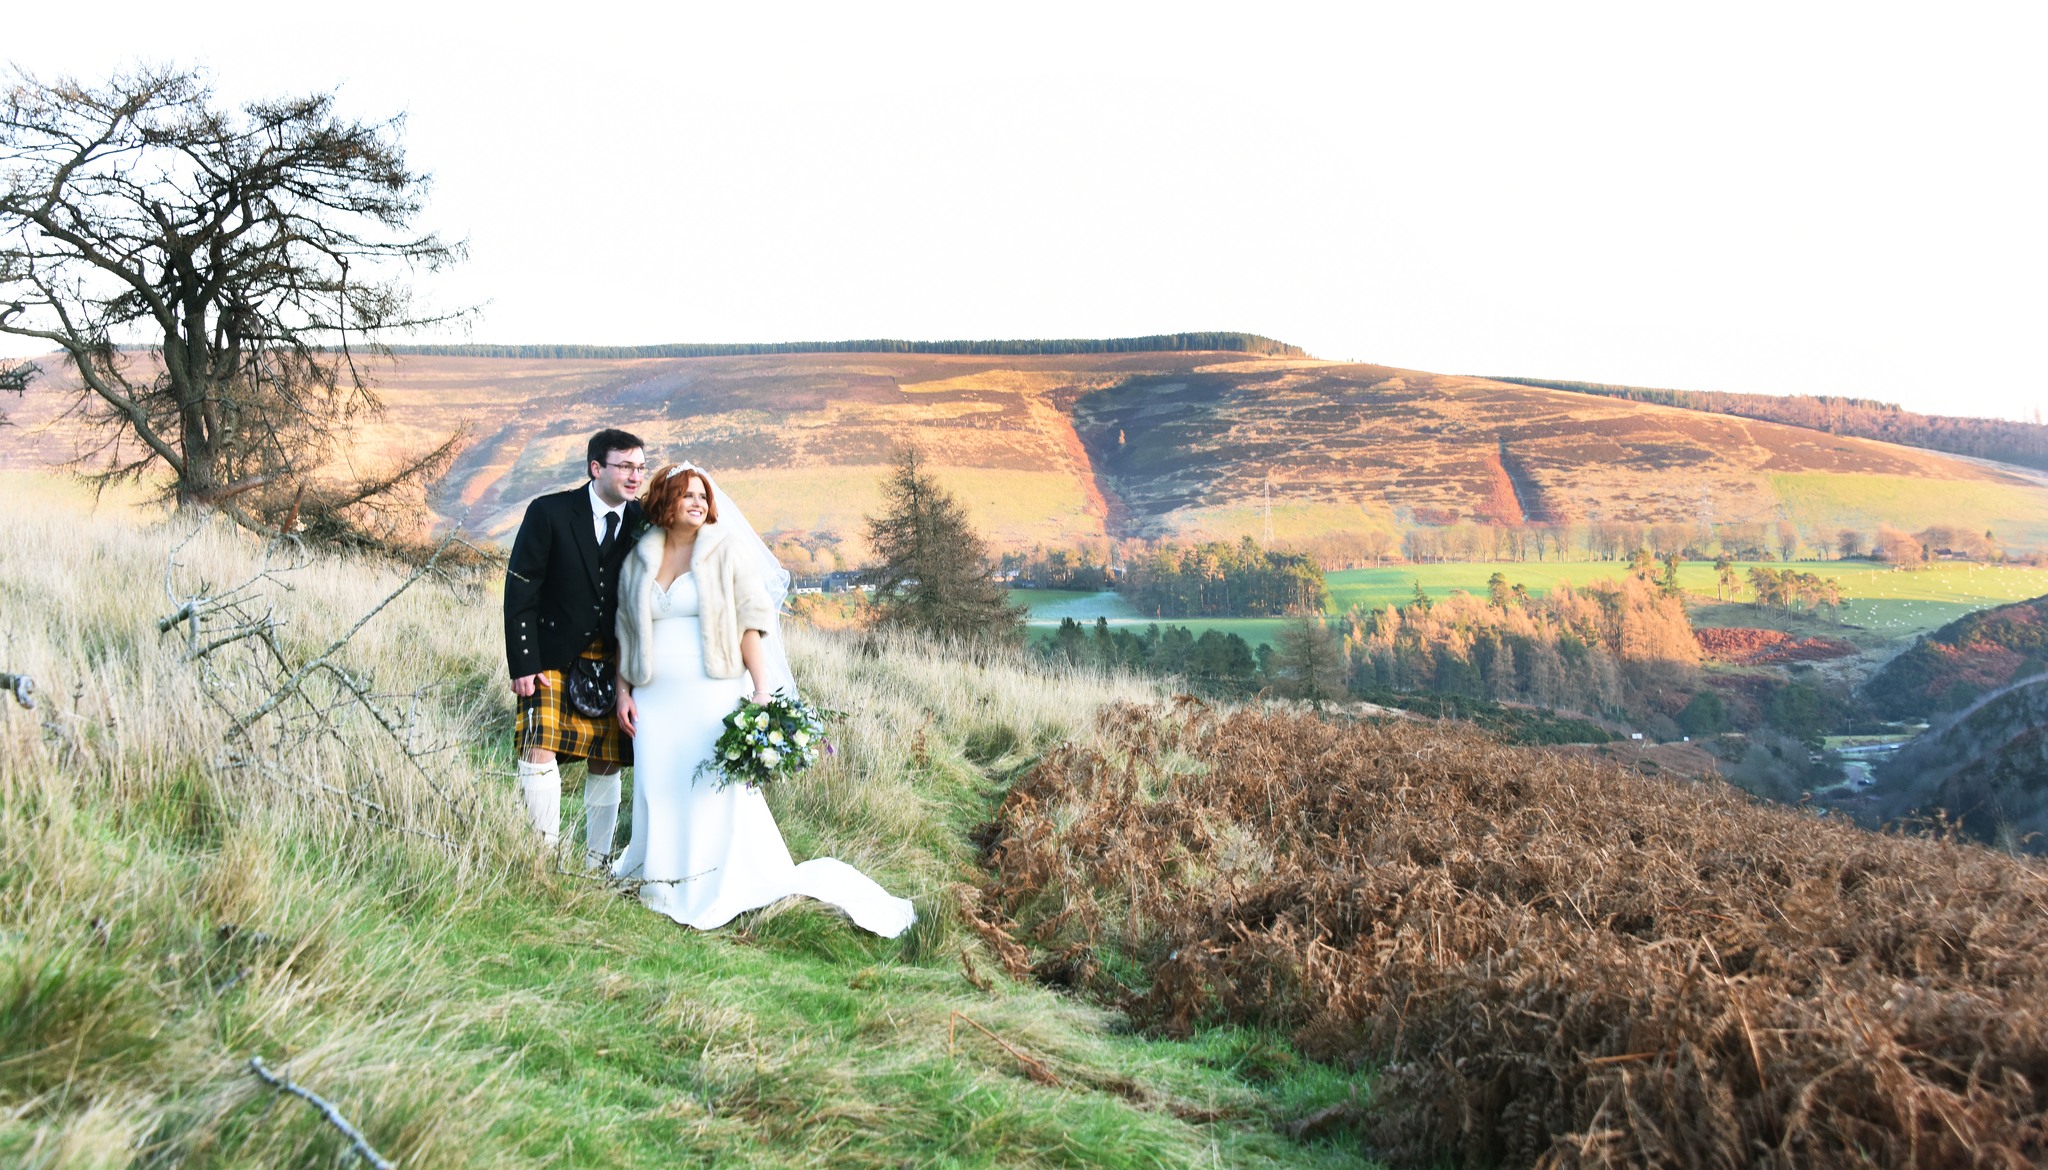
[864,447,1025,644]
[1487,571,1511,609]
[1272,615,1348,704]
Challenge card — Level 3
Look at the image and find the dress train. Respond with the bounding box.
[611,571,915,938]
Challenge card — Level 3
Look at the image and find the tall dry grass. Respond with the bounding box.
[0,473,1203,1167]
[0,477,537,1164]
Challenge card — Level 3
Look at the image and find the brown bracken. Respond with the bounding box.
[970,700,2048,1168]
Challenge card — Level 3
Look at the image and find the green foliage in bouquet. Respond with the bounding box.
[697,691,839,790]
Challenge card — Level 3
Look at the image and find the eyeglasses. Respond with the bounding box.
[604,461,648,475]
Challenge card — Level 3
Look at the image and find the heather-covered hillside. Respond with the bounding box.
[7,346,2047,555]
[1879,677,2048,850]
[1862,595,2048,718]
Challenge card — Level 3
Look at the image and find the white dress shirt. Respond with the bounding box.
[588,482,627,546]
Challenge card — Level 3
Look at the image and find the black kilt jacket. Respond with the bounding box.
[503,486,646,678]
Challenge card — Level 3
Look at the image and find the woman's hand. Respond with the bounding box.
[617,688,639,738]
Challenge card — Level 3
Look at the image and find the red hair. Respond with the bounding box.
[640,464,719,529]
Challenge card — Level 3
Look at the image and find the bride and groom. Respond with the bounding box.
[502,429,915,938]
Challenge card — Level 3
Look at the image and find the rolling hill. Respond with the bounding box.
[1877,674,2048,850]
[1862,595,2048,718]
[5,345,2046,557]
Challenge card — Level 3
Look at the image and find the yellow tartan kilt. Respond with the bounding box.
[514,642,632,767]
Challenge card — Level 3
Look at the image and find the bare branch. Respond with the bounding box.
[156,523,488,840]
[246,1057,396,1170]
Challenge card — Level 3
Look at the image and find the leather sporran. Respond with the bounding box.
[566,656,617,718]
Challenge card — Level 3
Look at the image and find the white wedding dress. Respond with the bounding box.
[611,570,916,938]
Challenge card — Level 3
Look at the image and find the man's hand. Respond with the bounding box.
[617,689,639,738]
[511,672,551,698]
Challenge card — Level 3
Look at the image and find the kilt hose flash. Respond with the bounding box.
[515,640,632,768]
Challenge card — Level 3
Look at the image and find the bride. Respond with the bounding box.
[611,462,916,938]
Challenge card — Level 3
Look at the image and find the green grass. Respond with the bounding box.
[1327,563,1625,611]
[1012,589,1144,623]
[1682,561,2048,637]
[1770,472,2048,550]
[0,483,1377,1169]
[1014,590,1292,651]
[1325,560,2048,638]
[1821,734,1916,749]
[3,803,1370,1167]
[1013,558,2048,652]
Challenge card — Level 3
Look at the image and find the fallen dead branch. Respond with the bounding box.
[948,1011,1059,1086]
[247,1056,396,1169]
[158,524,489,844]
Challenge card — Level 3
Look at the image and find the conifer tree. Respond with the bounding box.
[1487,571,1512,609]
[864,447,1025,644]
[1272,615,1347,704]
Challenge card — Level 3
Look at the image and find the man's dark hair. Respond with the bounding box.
[586,428,646,476]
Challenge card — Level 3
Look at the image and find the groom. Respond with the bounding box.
[504,428,648,864]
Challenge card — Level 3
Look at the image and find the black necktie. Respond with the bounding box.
[601,510,619,554]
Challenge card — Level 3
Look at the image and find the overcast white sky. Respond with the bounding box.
[6,1,2043,419]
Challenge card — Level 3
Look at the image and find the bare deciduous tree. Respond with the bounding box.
[0,358,33,425]
[0,66,465,534]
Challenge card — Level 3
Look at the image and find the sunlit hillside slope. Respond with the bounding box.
[6,347,2045,554]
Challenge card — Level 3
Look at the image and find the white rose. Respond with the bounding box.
[760,748,782,767]
[793,730,810,746]
[769,730,784,746]
[755,713,770,730]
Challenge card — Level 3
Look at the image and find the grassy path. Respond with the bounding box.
[0,478,1371,1168]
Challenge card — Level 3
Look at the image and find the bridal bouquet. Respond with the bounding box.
[699,691,838,790]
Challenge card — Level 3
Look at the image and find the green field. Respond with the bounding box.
[1326,561,2048,637]
[1018,590,1145,622]
[1017,559,2048,648]
[1016,589,1293,651]
[1771,472,2048,551]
